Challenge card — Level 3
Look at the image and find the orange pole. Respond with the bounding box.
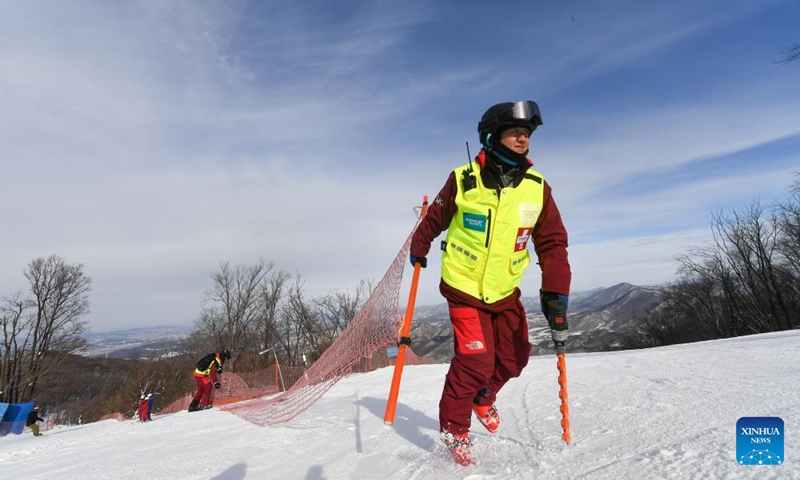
[556,353,571,444]
[384,196,428,425]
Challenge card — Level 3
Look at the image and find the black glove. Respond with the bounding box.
[540,291,569,353]
[213,382,221,389]
[540,291,569,322]
[409,255,427,268]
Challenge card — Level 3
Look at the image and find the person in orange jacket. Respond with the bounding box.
[188,349,231,412]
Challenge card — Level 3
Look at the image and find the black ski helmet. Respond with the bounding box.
[478,100,543,145]
[220,349,231,361]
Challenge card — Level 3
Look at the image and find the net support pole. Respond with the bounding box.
[384,195,428,425]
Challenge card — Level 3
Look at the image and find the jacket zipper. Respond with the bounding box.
[485,209,492,248]
[485,189,501,248]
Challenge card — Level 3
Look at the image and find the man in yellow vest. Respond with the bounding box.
[410,100,571,466]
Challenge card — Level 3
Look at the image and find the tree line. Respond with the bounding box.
[1,252,369,421]
[181,259,371,373]
[622,176,800,348]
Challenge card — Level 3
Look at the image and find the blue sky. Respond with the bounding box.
[1,0,799,332]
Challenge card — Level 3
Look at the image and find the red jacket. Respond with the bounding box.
[137,399,148,420]
[410,151,571,297]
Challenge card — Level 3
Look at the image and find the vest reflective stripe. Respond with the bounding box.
[442,163,545,303]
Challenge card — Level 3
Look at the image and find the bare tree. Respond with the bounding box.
[314,280,370,335]
[777,42,800,64]
[277,275,316,365]
[271,276,373,366]
[0,292,34,402]
[776,176,800,276]
[628,185,800,348]
[23,256,91,401]
[309,280,371,361]
[190,259,273,372]
[257,269,290,356]
[186,259,374,370]
[683,203,795,334]
[0,256,91,403]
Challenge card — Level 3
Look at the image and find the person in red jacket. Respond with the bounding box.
[137,395,148,422]
[188,350,231,412]
[410,100,571,465]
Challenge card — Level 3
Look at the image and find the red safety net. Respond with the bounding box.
[221,214,427,426]
[90,211,435,425]
[43,415,56,431]
[98,412,126,422]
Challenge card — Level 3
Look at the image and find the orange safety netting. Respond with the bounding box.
[43,415,56,431]
[98,412,126,422]
[221,216,425,426]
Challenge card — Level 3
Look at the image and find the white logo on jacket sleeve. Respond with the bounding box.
[465,341,485,351]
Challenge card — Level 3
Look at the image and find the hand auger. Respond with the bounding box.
[547,299,571,445]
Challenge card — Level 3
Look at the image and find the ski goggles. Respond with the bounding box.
[497,100,543,126]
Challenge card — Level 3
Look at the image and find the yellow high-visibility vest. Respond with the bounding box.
[194,354,223,377]
[442,162,545,303]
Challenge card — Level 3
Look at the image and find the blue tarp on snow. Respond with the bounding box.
[0,402,34,437]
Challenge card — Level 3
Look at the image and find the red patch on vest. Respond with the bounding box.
[515,228,532,252]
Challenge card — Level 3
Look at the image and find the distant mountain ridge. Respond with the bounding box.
[408,282,663,361]
[82,283,662,361]
[82,326,190,358]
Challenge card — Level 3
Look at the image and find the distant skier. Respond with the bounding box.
[146,393,154,421]
[137,395,149,422]
[410,100,571,465]
[27,406,44,436]
[188,349,231,412]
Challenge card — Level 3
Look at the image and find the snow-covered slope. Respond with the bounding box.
[3,331,798,480]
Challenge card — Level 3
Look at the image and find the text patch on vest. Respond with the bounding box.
[463,212,487,232]
[518,203,540,226]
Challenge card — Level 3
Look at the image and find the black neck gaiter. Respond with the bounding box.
[490,136,529,167]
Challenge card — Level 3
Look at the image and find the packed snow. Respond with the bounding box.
[2,330,798,480]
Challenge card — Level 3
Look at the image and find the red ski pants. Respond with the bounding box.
[193,376,213,406]
[439,296,531,436]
